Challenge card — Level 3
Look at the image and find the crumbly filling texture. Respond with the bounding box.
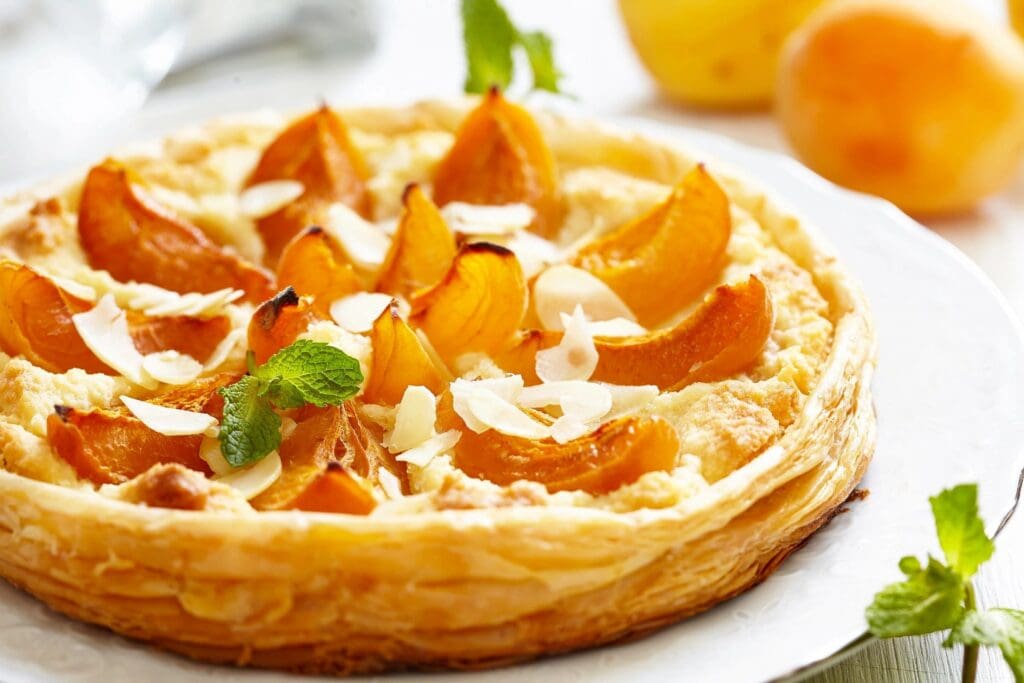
[0,107,834,515]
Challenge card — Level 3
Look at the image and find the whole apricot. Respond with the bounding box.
[776,0,1024,214]
[619,0,826,108]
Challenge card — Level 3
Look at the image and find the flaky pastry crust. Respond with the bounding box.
[0,100,875,674]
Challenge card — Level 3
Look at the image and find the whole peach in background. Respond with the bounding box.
[776,0,1024,214]
[618,0,827,108]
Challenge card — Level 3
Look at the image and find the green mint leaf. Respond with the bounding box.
[947,608,1024,681]
[254,339,362,409]
[461,0,517,94]
[899,555,922,576]
[866,556,965,637]
[518,31,562,93]
[218,375,281,467]
[930,484,994,578]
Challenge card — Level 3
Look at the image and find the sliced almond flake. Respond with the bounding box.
[581,317,648,338]
[120,395,217,437]
[141,351,203,386]
[359,404,396,430]
[451,380,549,439]
[451,375,524,405]
[518,381,612,422]
[549,417,595,445]
[385,385,437,453]
[141,288,245,318]
[71,268,241,319]
[72,294,156,388]
[279,416,298,441]
[145,184,202,216]
[536,305,598,384]
[377,468,404,500]
[604,384,660,420]
[214,451,282,500]
[441,202,535,235]
[205,146,262,188]
[324,202,391,271]
[397,429,461,468]
[203,328,246,371]
[329,292,394,334]
[238,180,305,219]
[199,435,233,476]
[376,217,399,236]
[535,265,637,331]
[48,275,97,302]
[499,230,560,279]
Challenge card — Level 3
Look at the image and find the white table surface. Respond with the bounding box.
[3,0,1022,680]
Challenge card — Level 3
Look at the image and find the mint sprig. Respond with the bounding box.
[866,484,1023,682]
[461,0,563,94]
[217,340,362,467]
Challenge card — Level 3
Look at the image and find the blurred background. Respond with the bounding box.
[0,0,1022,680]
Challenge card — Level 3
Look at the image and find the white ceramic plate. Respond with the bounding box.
[1,121,1023,683]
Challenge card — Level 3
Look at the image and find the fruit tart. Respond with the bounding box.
[0,91,875,674]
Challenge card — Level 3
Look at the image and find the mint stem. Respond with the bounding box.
[961,582,978,683]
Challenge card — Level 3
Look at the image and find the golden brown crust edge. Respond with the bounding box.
[0,99,876,674]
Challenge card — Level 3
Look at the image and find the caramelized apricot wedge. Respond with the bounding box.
[247,287,323,364]
[573,165,731,326]
[128,313,231,363]
[247,106,372,263]
[497,276,774,389]
[440,397,679,494]
[289,462,377,514]
[276,227,362,315]
[433,89,562,238]
[0,261,107,373]
[594,275,774,388]
[46,373,237,485]
[363,302,447,405]
[376,184,457,297]
[77,160,274,303]
[0,261,231,372]
[250,405,344,510]
[409,243,527,363]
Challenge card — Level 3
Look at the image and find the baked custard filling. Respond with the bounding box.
[0,91,833,518]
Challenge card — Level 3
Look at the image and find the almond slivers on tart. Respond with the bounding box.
[0,93,874,674]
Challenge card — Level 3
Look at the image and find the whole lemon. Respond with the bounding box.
[776,0,1024,214]
[618,0,826,109]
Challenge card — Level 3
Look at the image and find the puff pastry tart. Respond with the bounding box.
[0,91,875,674]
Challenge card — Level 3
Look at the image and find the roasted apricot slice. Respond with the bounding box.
[376,184,457,297]
[128,313,231,364]
[46,373,237,485]
[0,262,231,372]
[0,261,107,373]
[439,398,679,494]
[247,287,322,364]
[433,89,562,238]
[276,227,362,315]
[250,405,344,510]
[247,106,372,264]
[409,243,527,363]
[77,160,274,303]
[289,463,377,514]
[593,275,774,388]
[573,165,731,327]
[363,302,448,405]
[496,276,773,389]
